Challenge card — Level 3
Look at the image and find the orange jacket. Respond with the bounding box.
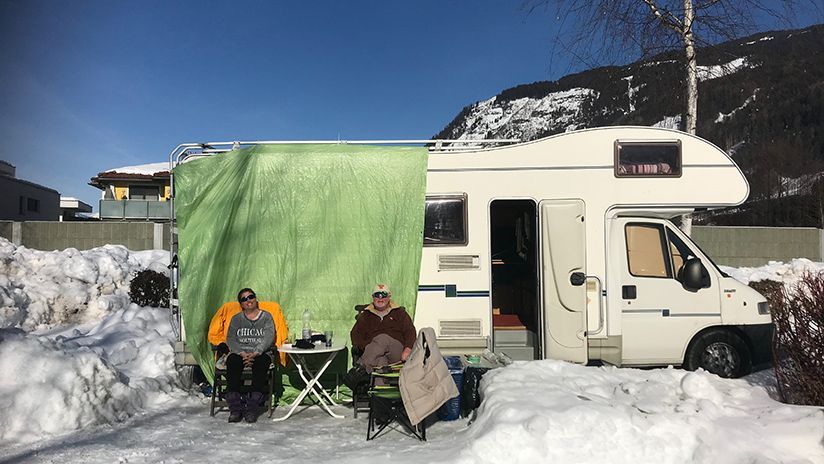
[208,301,289,365]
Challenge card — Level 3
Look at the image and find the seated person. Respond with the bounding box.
[208,291,289,366]
[208,288,287,423]
[343,283,416,389]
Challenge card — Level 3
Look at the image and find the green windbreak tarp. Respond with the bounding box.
[174,144,427,382]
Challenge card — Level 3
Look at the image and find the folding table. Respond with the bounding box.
[273,343,345,421]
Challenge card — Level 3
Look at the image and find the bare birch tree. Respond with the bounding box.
[527,0,805,234]
[527,0,802,134]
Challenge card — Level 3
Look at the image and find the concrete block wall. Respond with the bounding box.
[0,222,821,264]
[0,221,169,251]
[0,221,12,243]
[691,226,823,267]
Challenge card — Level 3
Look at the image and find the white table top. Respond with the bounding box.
[279,343,346,354]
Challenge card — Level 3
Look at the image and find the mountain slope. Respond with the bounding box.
[436,25,824,226]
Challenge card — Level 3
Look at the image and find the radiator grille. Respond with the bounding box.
[439,319,482,337]
[438,254,481,271]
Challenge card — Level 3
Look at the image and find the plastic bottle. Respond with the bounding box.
[302,308,311,340]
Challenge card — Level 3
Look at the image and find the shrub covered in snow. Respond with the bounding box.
[129,269,170,308]
[747,279,783,309]
[772,271,824,406]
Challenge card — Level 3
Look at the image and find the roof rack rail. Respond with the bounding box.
[170,138,521,167]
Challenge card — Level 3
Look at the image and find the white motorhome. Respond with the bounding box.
[170,126,771,378]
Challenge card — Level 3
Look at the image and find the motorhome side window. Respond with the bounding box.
[625,224,669,278]
[615,141,681,177]
[625,223,699,281]
[666,227,699,284]
[423,195,467,246]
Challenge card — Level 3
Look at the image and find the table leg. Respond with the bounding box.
[295,352,344,418]
[272,353,316,422]
[272,351,344,421]
[299,357,340,407]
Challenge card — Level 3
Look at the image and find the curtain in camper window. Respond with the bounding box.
[174,144,427,383]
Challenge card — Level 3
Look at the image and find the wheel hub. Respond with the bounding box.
[702,342,738,377]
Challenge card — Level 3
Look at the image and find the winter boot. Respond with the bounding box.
[245,392,265,423]
[342,364,369,391]
[226,391,245,423]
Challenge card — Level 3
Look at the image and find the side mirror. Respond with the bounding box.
[680,258,710,291]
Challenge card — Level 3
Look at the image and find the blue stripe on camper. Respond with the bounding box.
[418,285,446,291]
[417,285,489,298]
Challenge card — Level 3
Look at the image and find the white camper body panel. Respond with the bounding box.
[414,126,766,368]
[169,126,769,374]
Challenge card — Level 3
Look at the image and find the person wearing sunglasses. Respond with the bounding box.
[207,287,288,423]
[221,288,275,423]
[343,283,416,390]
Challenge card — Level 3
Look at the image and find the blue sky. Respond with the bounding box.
[1,0,820,210]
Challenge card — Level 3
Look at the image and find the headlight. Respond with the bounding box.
[757,301,770,315]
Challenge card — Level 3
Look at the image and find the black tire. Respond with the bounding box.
[684,329,752,378]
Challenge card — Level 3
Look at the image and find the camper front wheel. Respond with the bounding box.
[684,329,752,378]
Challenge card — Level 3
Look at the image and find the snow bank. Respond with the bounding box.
[103,162,168,175]
[0,304,193,444]
[455,361,824,464]
[720,258,824,287]
[0,237,168,331]
[0,238,194,445]
[2,236,824,460]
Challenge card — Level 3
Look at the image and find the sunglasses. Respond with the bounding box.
[372,291,389,299]
[239,293,257,303]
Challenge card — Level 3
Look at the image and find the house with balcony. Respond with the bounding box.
[89,162,171,221]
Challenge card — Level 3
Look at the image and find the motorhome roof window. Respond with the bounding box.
[615,141,681,177]
[424,194,467,246]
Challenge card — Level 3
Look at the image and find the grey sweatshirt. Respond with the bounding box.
[226,310,275,355]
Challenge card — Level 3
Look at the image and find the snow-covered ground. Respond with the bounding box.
[1,237,823,463]
[697,57,752,82]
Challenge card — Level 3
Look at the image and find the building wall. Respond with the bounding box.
[0,221,170,251]
[691,226,823,267]
[0,221,12,242]
[0,176,60,221]
[0,222,820,264]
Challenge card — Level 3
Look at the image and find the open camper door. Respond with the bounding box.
[539,199,588,363]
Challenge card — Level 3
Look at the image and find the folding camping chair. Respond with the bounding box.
[209,347,280,418]
[350,303,413,418]
[366,364,426,441]
[351,304,370,418]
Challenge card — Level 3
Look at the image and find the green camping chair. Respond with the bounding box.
[366,364,426,441]
[351,304,370,418]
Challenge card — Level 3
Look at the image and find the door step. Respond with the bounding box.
[493,328,537,361]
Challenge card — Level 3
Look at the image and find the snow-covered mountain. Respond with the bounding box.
[436,24,824,227]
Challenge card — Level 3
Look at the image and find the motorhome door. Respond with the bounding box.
[614,218,721,365]
[539,199,588,363]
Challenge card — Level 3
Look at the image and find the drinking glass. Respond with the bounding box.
[324,330,333,347]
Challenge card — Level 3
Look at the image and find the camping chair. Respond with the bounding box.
[210,346,280,418]
[351,304,370,418]
[350,303,412,418]
[366,364,426,441]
